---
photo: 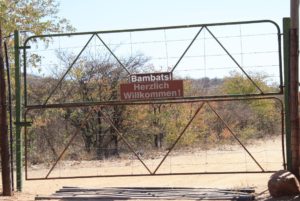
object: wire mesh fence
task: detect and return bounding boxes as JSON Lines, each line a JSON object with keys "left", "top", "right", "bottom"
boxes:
{"left": 22, "top": 20, "right": 284, "bottom": 180}
{"left": 23, "top": 20, "right": 282, "bottom": 107}
{"left": 25, "top": 99, "right": 284, "bottom": 179}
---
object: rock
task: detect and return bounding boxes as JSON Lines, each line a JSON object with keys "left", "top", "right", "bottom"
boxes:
{"left": 268, "top": 170, "right": 300, "bottom": 197}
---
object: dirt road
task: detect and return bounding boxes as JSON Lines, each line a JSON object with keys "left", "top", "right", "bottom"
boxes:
{"left": 0, "top": 136, "right": 286, "bottom": 200}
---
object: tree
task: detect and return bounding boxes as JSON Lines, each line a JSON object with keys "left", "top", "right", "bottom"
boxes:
{"left": 221, "top": 72, "right": 281, "bottom": 139}
{"left": 27, "top": 53, "right": 150, "bottom": 160}
{"left": 0, "top": 0, "right": 75, "bottom": 192}
{"left": 0, "top": 24, "right": 12, "bottom": 196}
{"left": 0, "top": 0, "right": 74, "bottom": 38}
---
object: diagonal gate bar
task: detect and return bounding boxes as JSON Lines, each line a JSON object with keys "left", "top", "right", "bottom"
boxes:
{"left": 95, "top": 34, "right": 131, "bottom": 75}
{"left": 153, "top": 102, "right": 205, "bottom": 174}
{"left": 98, "top": 107, "right": 153, "bottom": 175}
{"left": 171, "top": 27, "right": 204, "bottom": 73}
{"left": 43, "top": 34, "right": 96, "bottom": 106}
{"left": 206, "top": 102, "right": 265, "bottom": 172}
{"left": 45, "top": 107, "right": 96, "bottom": 178}
{"left": 204, "top": 27, "right": 264, "bottom": 94}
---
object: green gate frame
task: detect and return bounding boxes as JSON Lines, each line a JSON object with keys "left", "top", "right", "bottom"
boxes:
{"left": 14, "top": 30, "right": 22, "bottom": 191}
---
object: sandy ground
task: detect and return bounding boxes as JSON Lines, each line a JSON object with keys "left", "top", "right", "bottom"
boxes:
{"left": 1, "top": 174, "right": 282, "bottom": 201}
{"left": 0, "top": 136, "right": 295, "bottom": 201}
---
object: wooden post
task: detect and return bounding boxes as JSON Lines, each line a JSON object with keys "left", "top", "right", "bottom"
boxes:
{"left": 284, "top": 17, "right": 292, "bottom": 171}
{"left": 0, "top": 24, "right": 13, "bottom": 196}
{"left": 290, "top": 0, "right": 300, "bottom": 177}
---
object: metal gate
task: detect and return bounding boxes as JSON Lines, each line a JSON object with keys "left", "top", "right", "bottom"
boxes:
{"left": 19, "top": 20, "right": 285, "bottom": 180}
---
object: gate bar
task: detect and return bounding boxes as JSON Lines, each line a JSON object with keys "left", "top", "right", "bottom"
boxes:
{"left": 206, "top": 102, "right": 265, "bottom": 172}
{"left": 28, "top": 171, "right": 278, "bottom": 181}
{"left": 25, "top": 95, "right": 284, "bottom": 110}
{"left": 99, "top": 108, "right": 153, "bottom": 174}
{"left": 45, "top": 107, "right": 95, "bottom": 179}
{"left": 170, "top": 27, "right": 204, "bottom": 72}
{"left": 95, "top": 34, "right": 131, "bottom": 75}
{"left": 43, "top": 34, "right": 96, "bottom": 106}
{"left": 153, "top": 102, "right": 205, "bottom": 174}
{"left": 14, "top": 30, "right": 22, "bottom": 191}
{"left": 205, "top": 27, "right": 264, "bottom": 94}
{"left": 23, "top": 20, "right": 281, "bottom": 41}
{"left": 283, "top": 18, "right": 292, "bottom": 171}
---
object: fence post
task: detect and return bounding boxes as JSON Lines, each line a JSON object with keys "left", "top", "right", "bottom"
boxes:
{"left": 14, "top": 30, "right": 22, "bottom": 191}
{"left": 0, "top": 22, "right": 13, "bottom": 197}
{"left": 290, "top": 0, "right": 300, "bottom": 178}
{"left": 283, "top": 18, "right": 292, "bottom": 171}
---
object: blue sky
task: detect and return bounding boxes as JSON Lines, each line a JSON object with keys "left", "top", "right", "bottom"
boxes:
{"left": 25, "top": 0, "right": 291, "bottom": 104}
{"left": 58, "top": 0, "right": 290, "bottom": 31}
{"left": 52, "top": 0, "right": 289, "bottom": 83}
{"left": 27, "top": 0, "right": 290, "bottom": 91}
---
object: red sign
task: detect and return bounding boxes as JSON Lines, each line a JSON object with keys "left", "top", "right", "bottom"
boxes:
{"left": 120, "top": 80, "right": 184, "bottom": 100}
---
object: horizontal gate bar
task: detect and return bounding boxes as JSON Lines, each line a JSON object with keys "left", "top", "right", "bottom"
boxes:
{"left": 26, "top": 171, "right": 278, "bottom": 181}
{"left": 23, "top": 20, "right": 280, "bottom": 42}
{"left": 25, "top": 94, "right": 283, "bottom": 110}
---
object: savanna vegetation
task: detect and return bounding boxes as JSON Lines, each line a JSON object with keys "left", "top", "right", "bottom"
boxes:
{"left": 25, "top": 55, "right": 282, "bottom": 164}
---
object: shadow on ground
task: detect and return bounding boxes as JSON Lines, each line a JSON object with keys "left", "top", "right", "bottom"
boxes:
{"left": 256, "top": 189, "right": 300, "bottom": 201}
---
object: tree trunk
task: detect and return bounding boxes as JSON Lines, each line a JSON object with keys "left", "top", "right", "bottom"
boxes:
{"left": 0, "top": 25, "right": 13, "bottom": 196}
{"left": 42, "top": 127, "right": 58, "bottom": 161}
{"left": 96, "top": 110, "right": 104, "bottom": 160}
{"left": 154, "top": 132, "right": 164, "bottom": 149}
{"left": 152, "top": 105, "right": 164, "bottom": 149}
{"left": 113, "top": 106, "right": 121, "bottom": 156}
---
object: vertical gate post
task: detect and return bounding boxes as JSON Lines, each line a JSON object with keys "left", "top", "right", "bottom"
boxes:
{"left": 283, "top": 17, "right": 292, "bottom": 171}
{"left": 290, "top": 0, "right": 300, "bottom": 178}
{"left": 14, "top": 30, "right": 22, "bottom": 191}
